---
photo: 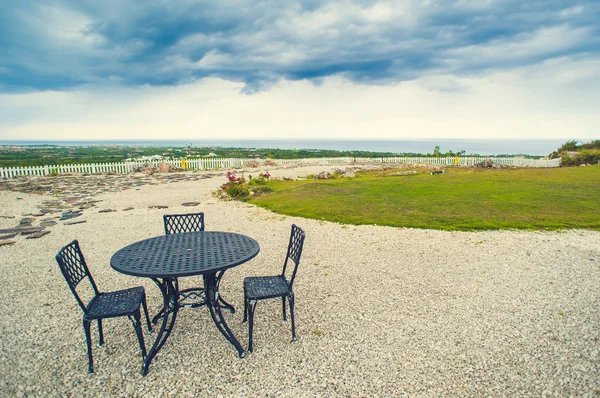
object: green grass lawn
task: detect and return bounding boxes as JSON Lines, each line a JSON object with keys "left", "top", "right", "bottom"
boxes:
{"left": 248, "top": 166, "right": 600, "bottom": 231}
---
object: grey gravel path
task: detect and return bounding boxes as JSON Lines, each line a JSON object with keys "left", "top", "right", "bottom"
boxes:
{"left": 0, "top": 168, "right": 598, "bottom": 397}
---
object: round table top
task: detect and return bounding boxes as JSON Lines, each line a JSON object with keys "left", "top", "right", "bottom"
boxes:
{"left": 110, "top": 231, "right": 260, "bottom": 278}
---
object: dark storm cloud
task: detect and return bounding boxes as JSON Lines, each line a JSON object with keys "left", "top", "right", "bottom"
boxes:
{"left": 1, "top": 0, "right": 598, "bottom": 92}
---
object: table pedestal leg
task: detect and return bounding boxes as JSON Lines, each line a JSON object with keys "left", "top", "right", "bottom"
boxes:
{"left": 214, "top": 270, "right": 235, "bottom": 314}
{"left": 151, "top": 279, "right": 184, "bottom": 324}
{"left": 142, "top": 278, "right": 178, "bottom": 376}
{"left": 204, "top": 273, "right": 246, "bottom": 358}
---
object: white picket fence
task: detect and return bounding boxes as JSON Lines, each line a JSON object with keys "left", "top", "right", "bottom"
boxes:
{"left": 0, "top": 156, "right": 561, "bottom": 179}
{"left": 354, "top": 156, "right": 562, "bottom": 168}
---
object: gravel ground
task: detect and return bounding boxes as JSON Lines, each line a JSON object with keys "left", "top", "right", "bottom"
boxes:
{"left": 0, "top": 166, "right": 599, "bottom": 397}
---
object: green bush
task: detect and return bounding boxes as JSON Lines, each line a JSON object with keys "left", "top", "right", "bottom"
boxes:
{"left": 220, "top": 172, "right": 249, "bottom": 199}
{"left": 580, "top": 140, "right": 600, "bottom": 150}
{"left": 561, "top": 154, "right": 575, "bottom": 166}
{"left": 220, "top": 171, "right": 274, "bottom": 199}
{"left": 558, "top": 140, "right": 579, "bottom": 152}
{"left": 578, "top": 150, "right": 600, "bottom": 164}
{"left": 561, "top": 150, "right": 600, "bottom": 166}
{"left": 551, "top": 140, "right": 600, "bottom": 164}
{"left": 248, "top": 173, "right": 270, "bottom": 186}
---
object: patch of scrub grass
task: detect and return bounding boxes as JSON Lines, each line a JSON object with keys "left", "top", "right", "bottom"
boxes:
{"left": 249, "top": 166, "right": 600, "bottom": 231}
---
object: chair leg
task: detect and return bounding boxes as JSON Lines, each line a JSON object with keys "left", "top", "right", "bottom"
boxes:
{"left": 83, "top": 319, "right": 94, "bottom": 373}
{"left": 142, "top": 294, "right": 152, "bottom": 332}
{"left": 247, "top": 299, "right": 257, "bottom": 352}
{"left": 282, "top": 296, "right": 287, "bottom": 321}
{"left": 242, "top": 295, "right": 248, "bottom": 323}
{"left": 129, "top": 311, "right": 147, "bottom": 361}
{"left": 288, "top": 294, "right": 297, "bottom": 342}
{"left": 97, "top": 319, "right": 104, "bottom": 346}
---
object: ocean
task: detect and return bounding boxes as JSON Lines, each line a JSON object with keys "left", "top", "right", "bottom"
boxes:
{"left": 0, "top": 139, "right": 570, "bottom": 156}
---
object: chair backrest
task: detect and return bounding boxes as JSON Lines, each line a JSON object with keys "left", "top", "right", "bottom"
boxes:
{"left": 55, "top": 240, "right": 99, "bottom": 313}
{"left": 281, "top": 224, "right": 306, "bottom": 288}
{"left": 163, "top": 212, "right": 205, "bottom": 234}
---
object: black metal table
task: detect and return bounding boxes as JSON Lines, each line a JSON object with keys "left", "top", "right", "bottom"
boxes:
{"left": 110, "top": 231, "right": 260, "bottom": 375}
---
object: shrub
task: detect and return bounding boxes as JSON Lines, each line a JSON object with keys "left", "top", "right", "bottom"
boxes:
{"left": 580, "top": 140, "right": 600, "bottom": 150}
{"left": 220, "top": 172, "right": 249, "bottom": 199}
{"left": 561, "top": 150, "right": 600, "bottom": 166}
{"left": 578, "top": 150, "right": 600, "bottom": 164}
{"left": 561, "top": 154, "right": 575, "bottom": 166}
{"left": 551, "top": 140, "right": 600, "bottom": 162}
{"left": 558, "top": 140, "right": 579, "bottom": 152}
{"left": 220, "top": 171, "right": 274, "bottom": 200}
{"left": 248, "top": 172, "right": 271, "bottom": 186}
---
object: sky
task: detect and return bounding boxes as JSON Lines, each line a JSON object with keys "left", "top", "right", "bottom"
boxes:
{"left": 1, "top": 0, "right": 599, "bottom": 142}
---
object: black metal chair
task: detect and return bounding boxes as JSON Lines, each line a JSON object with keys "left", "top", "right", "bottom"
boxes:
{"left": 243, "top": 224, "right": 306, "bottom": 352}
{"left": 161, "top": 212, "right": 215, "bottom": 313}
{"left": 163, "top": 212, "right": 205, "bottom": 234}
{"left": 55, "top": 240, "right": 152, "bottom": 374}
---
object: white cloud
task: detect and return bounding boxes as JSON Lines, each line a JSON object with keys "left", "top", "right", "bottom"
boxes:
{"left": 2, "top": 55, "right": 598, "bottom": 141}
{"left": 4, "top": 0, "right": 598, "bottom": 93}
{"left": 27, "top": 5, "right": 103, "bottom": 49}
{"left": 195, "top": 50, "right": 235, "bottom": 69}
{"left": 559, "top": 6, "right": 585, "bottom": 18}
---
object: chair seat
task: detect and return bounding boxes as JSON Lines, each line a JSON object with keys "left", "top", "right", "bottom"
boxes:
{"left": 86, "top": 287, "right": 145, "bottom": 319}
{"left": 244, "top": 275, "right": 291, "bottom": 300}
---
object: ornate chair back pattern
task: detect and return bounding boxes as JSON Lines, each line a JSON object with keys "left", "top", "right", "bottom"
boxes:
{"left": 242, "top": 224, "right": 306, "bottom": 351}
{"left": 282, "top": 224, "right": 306, "bottom": 288}
{"left": 163, "top": 212, "right": 205, "bottom": 234}
{"left": 55, "top": 240, "right": 152, "bottom": 374}
{"left": 56, "top": 240, "right": 100, "bottom": 313}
